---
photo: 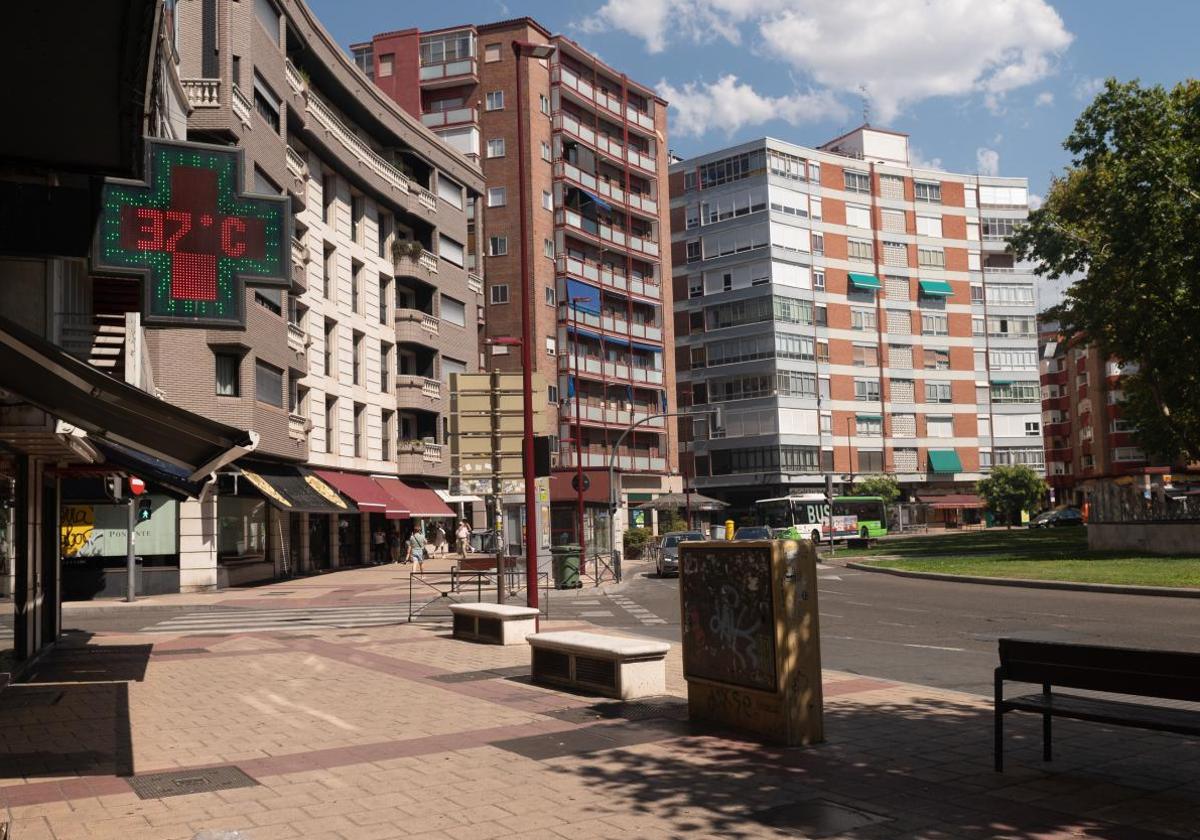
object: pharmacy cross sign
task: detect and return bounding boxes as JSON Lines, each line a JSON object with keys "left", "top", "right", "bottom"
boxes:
{"left": 94, "top": 138, "right": 290, "bottom": 327}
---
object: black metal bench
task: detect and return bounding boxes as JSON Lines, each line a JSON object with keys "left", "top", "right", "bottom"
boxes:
{"left": 994, "top": 638, "right": 1200, "bottom": 771}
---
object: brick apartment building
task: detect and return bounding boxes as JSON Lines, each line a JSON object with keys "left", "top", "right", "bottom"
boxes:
{"left": 670, "top": 128, "right": 1043, "bottom": 523}
{"left": 133, "top": 0, "right": 484, "bottom": 589}
{"left": 1038, "top": 325, "right": 1181, "bottom": 505}
{"left": 352, "top": 19, "right": 677, "bottom": 550}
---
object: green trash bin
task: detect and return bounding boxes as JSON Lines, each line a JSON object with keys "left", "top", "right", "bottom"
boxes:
{"left": 551, "top": 544, "right": 582, "bottom": 589}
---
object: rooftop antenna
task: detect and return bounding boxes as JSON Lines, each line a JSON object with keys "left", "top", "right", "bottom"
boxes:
{"left": 859, "top": 84, "right": 870, "bottom": 126}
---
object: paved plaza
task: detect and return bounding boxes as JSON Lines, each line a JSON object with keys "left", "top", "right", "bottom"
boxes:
{"left": 1, "top": 565, "right": 1198, "bottom": 839}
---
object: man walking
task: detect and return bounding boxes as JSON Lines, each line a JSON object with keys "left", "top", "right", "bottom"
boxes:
{"left": 455, "top": 520, "right": 472, "bottom": 559}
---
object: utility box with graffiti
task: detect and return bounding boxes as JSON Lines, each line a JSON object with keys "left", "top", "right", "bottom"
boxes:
{"left": 678, "top": 539, "right": 823, "bottom": 746}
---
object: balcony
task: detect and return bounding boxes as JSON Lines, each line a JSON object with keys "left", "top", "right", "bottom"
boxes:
{"left": 554, "top": 160, "right": 658, "bottom": 218}
{"left": 286, "top": 322, "right": 307, "bottom": 355}
{"left": 284, "top": 59, "right": 305, "bottom": 95}
{"left": 556, "top": 207, "right": 659, "bottom": 258}
{"left": 560, "top": 446, "right": 667, "bottom": 473}
{"left": 397, "top": 441, "right": 448, "bottom": 477}
{"left": 290, "top": 237, "right": 308, "bottom": 290}
{"left": 551, "top": 64, "right": 657, "bottom": 139}
{"left": 394, "top": 246, "right": 439, "bottom": 285}
{"left": 553, "top": 112, "right": 657, "bottom": 176}
{"left": 305, "top": 89, "right": 412, "bottom": 195}
{"left": 396, "top": 375, "right": 442, "bottom": 411}
{"left": 561, "top": 400, "right": 665, "bottom": 430}
{"left": 288, "top": 413, "right": 309, "bottom": 441}
{"left": 567, "top": 308, "right": 663, "bottom": 347}
{"left": 396, "top": 309, "right": 440, "bottom": 346}
{"left": 560, "top": 353, "right": 664, "bottom": 386}
{"left": 419, "top": 57, "right": 478, "bottom": 87}
{"left": 556, "top": 255, "right": 661, "bottom": 302}
{"left": 421, "top": 106, "right": 478, "bottom": 129}
{"left": 180, "top": 78, "right": 220, "bottom": 108}
{"left": 467, "top": 273, "right": 483, "bottom": 295}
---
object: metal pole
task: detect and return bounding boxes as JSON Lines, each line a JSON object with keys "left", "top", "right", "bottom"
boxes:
{"left": 513, "top": 41, "right": 539, "bottom": 616}
{"left": 126, "top": 498, "right": 136, "bottom": 603}
{"left": 492, "top": 372, "right": 504, "bottom": 606}
{"left": 573, "top": 300, "right": 586, "bottom": 567}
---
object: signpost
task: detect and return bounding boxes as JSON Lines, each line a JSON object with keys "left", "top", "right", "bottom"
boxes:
{"left": 93, "top": 138, "right": 290, "bottom": 328}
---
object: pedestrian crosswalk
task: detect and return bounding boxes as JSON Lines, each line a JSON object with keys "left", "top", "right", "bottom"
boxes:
{"left": 139, "top": 604, "right": 413, "bottom": 634}
{"left": 608, "top": 594, "right": 668, "bottom": 625}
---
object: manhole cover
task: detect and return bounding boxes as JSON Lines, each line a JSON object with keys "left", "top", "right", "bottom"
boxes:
{"left": 431, "top": 666, "right": 529, "bottom": 684}
{"left": 0, "top": 688, "right": 63, "bottom": 709}
{"left": 128, "top": 766, "right": 258, "bottom": 800}
{"left": 749, "top": 799, "right": 890, "bottom": 837}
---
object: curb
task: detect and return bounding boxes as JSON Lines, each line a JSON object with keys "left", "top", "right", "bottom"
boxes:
{"left": 846, "top": 562, "right": 1200, "bottom": 598}
{"left": 62, "top": 602, "right": 247, "bottom": 617}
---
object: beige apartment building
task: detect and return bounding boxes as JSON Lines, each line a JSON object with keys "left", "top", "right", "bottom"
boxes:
{"left": 149, "top": 0, "right": 484, "bottom": 587}
{"left": 352, "top": 18, "right": 678, "bottom": 550}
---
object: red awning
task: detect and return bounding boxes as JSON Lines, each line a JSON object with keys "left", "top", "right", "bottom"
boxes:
{"left": 313, "top": 469, "right": 406, "bottom": 515}
{"left": 917, "top": 493, "right": 984, "bottom": 510}
{"left": 374, "top": 477, "right": 456, "bottom": 519}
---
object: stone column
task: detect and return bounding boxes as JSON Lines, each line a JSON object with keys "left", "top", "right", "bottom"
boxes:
{"left": 178, "top": 494, "right": 218, "bottom": 592}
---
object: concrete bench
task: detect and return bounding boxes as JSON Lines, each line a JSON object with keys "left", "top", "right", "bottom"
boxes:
{"left": 527, "top": 631, "right": 670, "bottom": 699}
{"left": 449, "top": 603, "right": 539, "bottom": 645}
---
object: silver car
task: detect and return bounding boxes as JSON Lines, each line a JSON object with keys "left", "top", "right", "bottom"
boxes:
{"left": 656, "top": 531, "right": 705, "bottom": 577}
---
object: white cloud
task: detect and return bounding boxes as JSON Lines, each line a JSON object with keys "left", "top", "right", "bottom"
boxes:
{"left": 578, "top": 0, "right": 789, "bottom": 53}
{"left": 1035, "top": 91, "right": 1055, "bottom": 107}
{"left": 1028, "top": 193, "right": 1044, "bottom": 211}
{"left": 909, "top": 148, "right": 945, "bottom": 172}
{"left": 1072, "top": 75, "right": 1106, "bottom": 102}
{"left": 658, "top": 74, "right": 850, "bottom": 137}
{"left": 976, "top": 147, "right": 1000, "bottom": 177}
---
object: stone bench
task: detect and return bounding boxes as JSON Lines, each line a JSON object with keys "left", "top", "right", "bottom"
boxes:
{"left": 449, "top": 603, "right": 539, "bottom": 645}
{"left": 527, "top": 631, "right": 670, "bottom": 699}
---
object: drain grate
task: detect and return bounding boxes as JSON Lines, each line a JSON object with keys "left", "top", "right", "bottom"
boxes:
{"left": 431, "top": 666, "right": 529, "bottom": 684}
{"left": 749, "top": 799, "right": 890, "bottom": 837}
{"left": 128, "top": 765, "right": 258, "bottom": 800}
{"left": 0, "top": 688, "right": 64, "bottom": 709}
{"left": 544, "top": 697, "right": 688, "bottom": 724}
{"left": 151, "top": 648, "right": 210, "bottom": 657}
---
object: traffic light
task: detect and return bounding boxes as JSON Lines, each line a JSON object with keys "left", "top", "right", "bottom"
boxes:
{"left": 103, "top": 476, "right": 123, "bottom": 501}
{"left": 533, "top": 436, "right": 552, "bottom": 478}
{"left": 137, "top": 498, "right": 153, "bottom": 522}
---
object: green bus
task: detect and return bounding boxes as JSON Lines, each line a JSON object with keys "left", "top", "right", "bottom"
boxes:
{"left": 757, "top": 494, "right": 889, "bottom": 542}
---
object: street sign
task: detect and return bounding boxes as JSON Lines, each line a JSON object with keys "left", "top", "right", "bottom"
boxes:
{"left": 128, "top": 476, "right": 146, "bottom": 496}
{"left": 93, "top": 138, "right": 289, "bottom": 328}
{"left": 572, "top": 473, "right": 591, "bottom": 492}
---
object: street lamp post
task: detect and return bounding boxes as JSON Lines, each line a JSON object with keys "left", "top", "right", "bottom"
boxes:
{"left": 569, "top": 296, "right": 593, "bottom": 566}
{"left": 511, "top": 39, "right": 557, "bottom": 614}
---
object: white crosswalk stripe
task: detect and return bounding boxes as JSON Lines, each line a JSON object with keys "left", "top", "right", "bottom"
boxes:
{"left": 139, "top": 604, "right": 412, "bottom": 634}
{"left": 609, "top": 595, "right": 669, "bottom": 626}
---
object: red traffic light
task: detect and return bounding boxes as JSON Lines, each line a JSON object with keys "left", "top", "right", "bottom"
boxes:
{"left": 129, "top": 476, "right": 146, "bottom": 496}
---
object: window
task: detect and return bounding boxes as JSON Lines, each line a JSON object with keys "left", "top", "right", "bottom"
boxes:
{"left": 722, "top": 273, "right": 733, "bottom": 292}
{"left": 813, "top": 271, "right": 825, "bottom": 291}
{"left": 989, "top": 349, "right": 1038, "bottom": 371}
{"left": 380, "top": 342, "right": 391, "bottom": 392}
{"left": 545, "top": 336, "right": 556, "bottom": 356}
{"left": 490, "top": 283, "right": 509, "bottom": 304}
{"left": 853, "top": 344, "right": 879, "bottom": 367}
{"left": 323, "top": 318, "right": 336, "bottom": 376}
{"left": 844, "top": 171, "right": 871, "bottom": 194}
{"left": 859, "top": 450, "right": 884, "bottom": 472}
{"left": 1025, "top": 420, "right": 1041, "bottom": 436}
{"left": 540, "top": 94, "right": 550, "bottom": 115}
{"left": 325, "top": 397, "right": 337, "bottom": 453}
{"left": 982, "top": 217, "right": 1017, "bottom": 240}
{"left": 486, "top": 138, "right": 505, "bottom": 158}
{"left": 489, "top": 235, "right": 508, "bottom": 256}
{"left": 255, "top": 360, "right": 283, "bottom": 407}
{"left": 440, "top": 295, "right": 466, "bottom": 327}
{"left": 322, "top": 245, "right": 335, "bottom": 300}
{"left": 1113, "top": 446, "right": 1146, "bottom": 462}
{"left": 916, "top": 215, "right": 942, "bottom": 238}
{"left": 543, "top": 238, "right": 554, "bottom": 259}
{"left": 540, "top": 141, "right": 552, "bottom": 161}
{"left": 698, "top": 149, "right": 766, "bottom": 188}
{"left": 439, "top": 234, "right": 465, "bottom": 267}
{"left": 377, "top": 212, "right": 392, "bottom": 259}
{"left": 845, "top": 204, "right": 871, "bottom": 229}
{"left": 436, "top": 173, "right": 464, "bottom": 208}
{"left": 353, "top": 403, "right": 365, "bottom": 458}
{"left": 252, "top": 75, "right": 281, "bottom": 133}
{"left": 548, "top": 385, "right": 559, "bottom": 403}
{"left": 969, "top": 250, "right": 981, "bottom": 271}
{"left": 979, "top": 185, "right": 1029, "bottom": 207}
{"left": 381, "top": 410, "right": 393, "bottom": 461}
{"left": 848, "top": 238, "right": 874, "bottom": 261}
{"left": 856, "top": 416, "right": 882, "bottom": 436}
{"left": 851, "top": 308, "right": 877, "bottom": 330}
{"left": 351, "top": 331, "right": 363, "bottom": 385}
{"left": 914, "top": 181, "right": 941, "bottom": 203}
{"left": 215, "top": 353, "right": 240, "bottom": 396}
{"left": 323, "top": 175, "right": 337, "bottom": 226}
{"left": 991, "top": 381, "right": 1040, "bottom": 404}
{"left": 545, "top": 286, "right": 556, "bottom": 307}
{"left": 927, "top": 416, "right": 954, "bottom": 438}
{"left": 377, "top": 54, "right": 393, "bottom": 77}
{"left": 854, "top": 379, "right": 881, "bottom": 401}
{"left": 487, "top": 187, "right": 506, "bottom": 207}
{"left": 378, "top": 277, "right": 390, "bottom": 324}
{"left": 923, "top": 348, "right": 950, "bottom": 369}
{"left": 995, "top": 447, "right": 1045, "bottom": 467}
{"left": 686, "top": 241, "right": 701, "bottom": 263}
{"left": 881, "top": 209, "right": 906, "bottom": 233}
{"left": 925, "top": 381, "right": 952, "bottom": 403}
{"left": 987, "top": 315, "right": 1036, "bottom": 337}
{"left": 917, "top": 247, "right": 946, "bottom": 268}
{"left": 351, "top": 260, "right": 362, "bottom": 313}
{"left": 688, "top": 277, "right": 703, "bottom": 298}
{"left": 485, "top": 90, "right": 504, "bottom": 111}
{"left": 921, "top": 313, "right": 949, "bottom": 336}
{"left": 542, "top": 190, "right": 552, "bottom": 211}
{"left": 484, "top": 43, "right": 501, "bottom": 62}
{"left": 254, "top": 0, "right": 281, "bottom": 37}
{"left": 971, "top": 284, "right": 984, "bottom": 303}
{"left": 880, "top": 174, "right": 904, "bottom": 200}
{"left": 811, "top": 233, "right": 824, "bottom": 255}
{"left": 985, "top": 284, "right": 1035, "bottom": 305}
{"left": 254, "top": 287, "right": 281, "bottom": 315}
{"left": 350, "top": 195, "right": 363, "bottom": 243}
{"left": 972, "top": 316, "right": 986, "bottom": 336}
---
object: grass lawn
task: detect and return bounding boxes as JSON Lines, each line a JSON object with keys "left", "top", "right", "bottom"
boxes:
{"left": 839, "top": 528, "right": 1200, "bottom": 588}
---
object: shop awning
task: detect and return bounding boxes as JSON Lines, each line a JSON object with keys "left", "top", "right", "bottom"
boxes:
{"left": 856, "top": 413, "right": 882, "bottom": 421}
{"left": 313, "top": 469, "right": 405, "bottom": 515}
{"left": 374, "top": 477, "right": 456, "bottom": 518}
{"left": 566, "top": 278, "right": 601, "bottom": 313}
{"left": 236, "top": 463, "right": 356, "bottom": 514}
{"left": 436, "top": 489, "right": 484, "bottom": 505}
{"left": 92, "top": 439, "right": 208, "bottom": 500}
{"left": 918, "top": 279, "right": 954, "bottom": 297}
{"left": 928, "top": 449, "right": 964, "bottom": 474}
{"left": 917, "top": 493, "right": 983, "bottom": 510}
{"left": 848, "top": 273, "right": 881, "bottom": 290}
{"left": 0, "top": 314, "right": 257, "bottom": 480}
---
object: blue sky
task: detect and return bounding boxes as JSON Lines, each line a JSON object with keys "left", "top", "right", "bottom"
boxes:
{"left": 309, "top": 0, "right": 1195, "bottom": 201}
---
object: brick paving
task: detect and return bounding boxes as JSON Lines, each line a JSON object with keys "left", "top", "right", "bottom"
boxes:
{"left": 3, "top": 570, "right": 1198, "bottom": 838}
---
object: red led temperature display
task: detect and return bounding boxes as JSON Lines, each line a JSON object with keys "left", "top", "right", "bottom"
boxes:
{"left": 95, "top": 139, "right": 290, "bottom": 327}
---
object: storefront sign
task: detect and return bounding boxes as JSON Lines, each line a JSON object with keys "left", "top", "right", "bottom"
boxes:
{"left": 61, "top": 496, "right": 178, "bottom": 557}
{"left": 94, "top": 139, "right": 289, "bottom": 327}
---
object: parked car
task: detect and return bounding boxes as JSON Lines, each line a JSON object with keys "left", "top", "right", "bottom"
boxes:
{"left": 1028, "top": 508, "right": 1084, "bottom": 528}
{"left": 733, "top": 526, "right": 772, "bottom": 541}
{"left": 656, "top": 531, "right": 705, "bottom": 577}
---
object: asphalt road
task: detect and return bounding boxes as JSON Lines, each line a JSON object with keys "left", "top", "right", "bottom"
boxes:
{"left": 60, "top": 565, "right": 1200, "bottom": 697}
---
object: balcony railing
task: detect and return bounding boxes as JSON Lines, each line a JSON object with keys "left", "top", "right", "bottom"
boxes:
{"left": 291, "top": 236, "right": 308, "bottom": 266}
{"left": 284, "top": 59, "right": 305, "bottom": 95}
{"left": 416, "top": 186, "right": 438, "bottom": 212}
{"left": 554, "top": 160, "right": 658, "bottom": 216}
{"left": 181, "top": 78, "right": 220, "bottom": 108}
{"left": 552, "top": 64, "right": 657, "bottom": 137}
{"left": 394, "top": 247, "right": 438, "bottom": 277}
{"left": 560, "top": 448, "right": 667, "bottom": 472}
{"left": 421, "top": 313, "right": 440, "bottom": 334}
{"left": 561, "top": 353, "right": 664, "bottom": 385}
{"left": 553, "top": 112, "right": 656, "bottom": 175}
{"left": 467, "top": 273, "right": 483, "bottom": 294}
{"left": 420, "top": 106, "right": 478, "bottom": 129}
{"left": 569, "top": 309, "right": 663, "bottom": 345}
{"left": 285, "top": 146, "right": 308, "bottom": 179}
{"left": 556, "top": 255, "right": 661, "bottom": 301}
{"left": 286, "top": 323, "right": 307, "bottom": 353}
{"left": 288, "top": 413, "right": 308, "bottom": 440}
{"left": 419, "top": 58, "right": 477, "bottom": 82}
{"left": 306, "top": 89, "right": 412, "bottom": 195}
{"left": 230, "top": 83, "right": 252, "bottom": 126}
{"left": 561, "top": 401, "right": 666, "bottom": 429}
{"left": 556, "top": 208, "right": 659, "bottom": 258}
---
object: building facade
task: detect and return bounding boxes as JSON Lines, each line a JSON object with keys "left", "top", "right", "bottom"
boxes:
{"left": 154, "top": 0, "right": 484, "bottom": 587}
{"left": 352, "top": 18, "right": 678, "bottom": 550}
{"left": 670, "top": 129, "right": 1043, "bottom": 519}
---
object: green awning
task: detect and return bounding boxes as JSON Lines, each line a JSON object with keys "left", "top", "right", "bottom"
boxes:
{"left": 918, "top": 279, "right": 954, "bottom": 297}
{"left": 856, "top": 414, "right": 882, "bottom": 421}
{"left": 928, "top": 449, "right": 963, "bottom": 474}
{"left": 991, "top": 379, "right": 1013, "bottom": 386}
{"left": 848, "top": 272, "right": 881, "bottom": 290}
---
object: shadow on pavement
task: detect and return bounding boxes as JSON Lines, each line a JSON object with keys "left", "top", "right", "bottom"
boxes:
{"left": 548, "top": 694, "right": 1200, "bottom": 838}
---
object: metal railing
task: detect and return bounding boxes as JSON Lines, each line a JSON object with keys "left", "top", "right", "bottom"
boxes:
{"left": 407, "top": 568, "right": 550, "bottom": 622}
{"left": 181, "top": 78, "right": 220, "bottom": 108}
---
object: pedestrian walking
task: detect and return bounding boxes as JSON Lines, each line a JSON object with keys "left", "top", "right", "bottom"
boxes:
{"left": 389, "top": 528, "right": 403, "bottom": 563}
{"left": 372, "top": 527, "right": 387, "bottom": 565}
{"left": 455, "top": 520, "right": 472, "bottom": 559}
{"left": 433, "top": 522, "right": 448, "bottom": 555}
{"left": 407, "top": 527, "right": 428, "bottom": 573}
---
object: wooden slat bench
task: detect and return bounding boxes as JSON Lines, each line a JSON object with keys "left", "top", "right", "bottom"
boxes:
{"left": 994, "top": 638, "right": 1200, "bottom": 771}
{"left": 528, "top": 631, "right": 670, "bottom": 699}
{"left": 449, "top": 603, "right": 539, "bottom": 645}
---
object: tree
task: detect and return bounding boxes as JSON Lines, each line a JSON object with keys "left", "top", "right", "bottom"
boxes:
{"left": 850, "top": 474, "right": 901, "bottom": 506}
{"left": 1010, "top": 79, "right": 1200, "bottom": 464}
{"left": 977, "top": 465, "right": 1048, "bottom": 527}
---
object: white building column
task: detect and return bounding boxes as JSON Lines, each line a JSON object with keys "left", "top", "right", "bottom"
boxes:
{"left": 178, "top": 494, "right": 217, "bottom": 592}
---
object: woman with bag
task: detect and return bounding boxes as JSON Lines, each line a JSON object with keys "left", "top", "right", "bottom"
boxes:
{"left": 406, "top": 527, "right": 428, "bottom": 573}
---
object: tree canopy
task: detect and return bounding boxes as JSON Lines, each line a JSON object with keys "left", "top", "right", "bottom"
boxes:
{"left": 850, "top": 474, "right": 901, "bottom": 506}
{"left": 1010, "top": 79, "right": 1200, "bottom": 464}
{"left": 977, "top": 465, "right": 1048, "bottom": 526}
